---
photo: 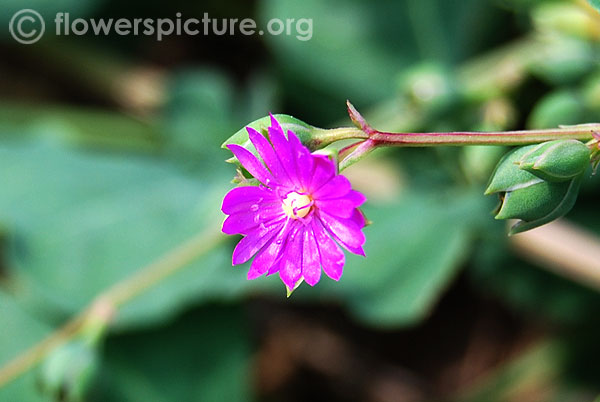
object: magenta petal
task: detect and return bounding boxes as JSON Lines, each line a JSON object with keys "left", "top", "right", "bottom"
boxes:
{"left": 268, "top": 126, "right": 299, "bottom": 186}
{"left": 247, "top": 127, "right": 293, "bottom": 188}
{"left": 267, "top": 257, "right": 283, "bottom": 276}
{"left": 342, "top": 190, "right": 367, "bottom": 206}
{"left": 224, "top": 115, "right": 368, "bottom": 290}
{"left": 311, "top": 220, "right": 345, "bottom": 281}
{"left": 232, "top": 225, "right": 281, "bottom": 265}
{"left": 227, "top": 144, "right": 276, "bottom": 186}
{"left": 247, "top": 261, "right": 266, "bottom": 280}
{"left": 314, "top": 190, "right": 366, "bottom": 219}
{"left": 221, "top": 186, "right": 277, "bottom": 215}
{"left": 247, "top": 230, "right": 286, "bottom": 280}
{"left": 248, "top": 220, "right": 293, "bottom": 279}
{"left": 265, "top": 220, "right": 295, "bottom": 275}
{"left": 315, "top": 198, "right": 358, "bottom": 219}
{"left": 342, "top": 243, "right": 365, "bottom": 257}
{"left": 308, "top": 156, "right": 336, "bottom": 192}
{"left": 313, "top": 175, "right": 352, "bottom": 199}
{"left": 301, "top": 226, "right": 321, "bottom": 286}
{"left": 279, "top": 225, "right": 304, "bottom": 289}
{"left": 339, "top": 209, "right": 367, "bottom": 255}
{"left": 222, "top": 207, "right": 285, "bottom": 235}
{"left": 270, "top": 113, "right": 283, "bottom": 132}
{"left": 349, "top": 208, "right": 367, "bottom": 229}
{"left": 287, "top": 130, "right": 314, "bottom": 189}
{"left": 317, "top": 210, "right": 365, "bottom": 252}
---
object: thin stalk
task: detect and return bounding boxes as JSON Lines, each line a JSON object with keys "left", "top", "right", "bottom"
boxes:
{"left": 339, "top": 101, "right": 600, "bottom": 169}
{"left": 0, "top": 225, "right": 225, "bottom": 388}
{"left": 369, "top": 126, "right": 598, "bottom": 146}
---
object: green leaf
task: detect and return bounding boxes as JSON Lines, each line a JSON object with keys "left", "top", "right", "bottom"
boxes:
{"left": 527, "top": 35, "right": 595, "bottom": 84}
{"left": 587, "top": 0, "right": 600, "bottom": 12}
{"left": 312, "top": 190, "right": 490, "bottom": 327}
{"left": 0, "top": 102, "right": 160, "bottom": 152}
{"left": 260, "top": 0, "right": 506, "bottom": 121}
{"left": 93, "top": 305, "right": 252, "bottom": 402}
{"left": 527, "top": 91, "right": 584, "bottom": 129}
{"left": 162, "top": 69, "right": 239, "bottom": 168}
{"left": 471, "top": 237, "right": 600, "bottom": 325}
{"left": 0, "top": 143, "right": 265, "bottom": 330}
{"left": 0, "top": 291, "right": 52, "bottom": 402}
{"left": 1, "top": 0, "right": 104, "bottom": 40}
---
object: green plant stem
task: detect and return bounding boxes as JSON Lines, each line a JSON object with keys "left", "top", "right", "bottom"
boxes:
{"left": 0, "top": 225, "right": 226, "bottom": 388}
{"left": 313, "top": 127, "right": 368, "bottom": 147}
{"left": 340, "top": 101, "right": 600, "bottom": 170}
{"left": 368, "top": 126, "right": 598, "bottom": 146}
{"left": 337, "top": 124, "right": 599, "bottom": 170}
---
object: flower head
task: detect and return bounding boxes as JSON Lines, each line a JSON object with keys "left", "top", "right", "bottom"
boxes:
{"left": 221, "top": 115, "right": 367, "bottom": 291}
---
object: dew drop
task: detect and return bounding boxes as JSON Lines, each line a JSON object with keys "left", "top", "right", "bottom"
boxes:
{"left": 253, "top": 214, "right": 261, "bottom": 223}
{"left": 276, "top": 239, "right": 283, "bottom": 245}
{"left": 250, "top": 204, "right": 259, "bottom": 212}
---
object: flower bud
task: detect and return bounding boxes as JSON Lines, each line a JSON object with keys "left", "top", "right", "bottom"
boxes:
{"left": 486, "top": 144, "right": 584, "bottom": 235}
{"left": 516, "top": 139, "right": 590, "bottom": 182}
{"left": 38, "top": 300, "right": 111, "bottom": 402}
{"left": 38, "top": 340, "right": 99, "bottom": 402}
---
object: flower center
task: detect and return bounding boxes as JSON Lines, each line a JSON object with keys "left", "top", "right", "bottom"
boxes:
{"left": 282, "top": 191, "right": 312, "bottom": 219}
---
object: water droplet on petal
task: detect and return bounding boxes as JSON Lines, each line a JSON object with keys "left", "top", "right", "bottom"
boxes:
{"left": 276, "top": 239, "right": 283, "bottom": 245}
{"left": 253, "top": 214, "right": 261, "bottom": 223}
{"left": 250, "top": 204, "right": 259, "bottom": 212}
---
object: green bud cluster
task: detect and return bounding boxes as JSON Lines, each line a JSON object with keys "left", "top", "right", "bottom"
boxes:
{"left": 485, "top": 139, "right": 590, "bottom": 235}
{"left": 38, "top": 340, "right": 99, "bottom": 402}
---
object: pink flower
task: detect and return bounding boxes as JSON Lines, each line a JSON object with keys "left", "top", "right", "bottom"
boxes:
{"left": 221, "top": 115, "right": 367, "bottom": 291}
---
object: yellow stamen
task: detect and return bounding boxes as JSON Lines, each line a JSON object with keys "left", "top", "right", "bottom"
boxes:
{"left": 282, "top": 192, "right": 312, "bottom": 219}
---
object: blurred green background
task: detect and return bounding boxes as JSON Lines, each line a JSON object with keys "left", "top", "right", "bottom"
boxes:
{"left": 1, "top": 0, "right": 600, "bottom": 401}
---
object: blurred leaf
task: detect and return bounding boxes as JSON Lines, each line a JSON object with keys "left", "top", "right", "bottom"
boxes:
{"left": 93, "top": 305, "right": 252, "bottom": 402}
{"left": 162, "top": 69, "right": 237, "bottom": 167}
{"left": 307, "top": 190, "right": 491, "bottom": 327}
{"left": 1, "top": 1, "right": 104, "bottom": 40}
{"left": 527, "top": 90, "right": 584, "bottom": 129}
{"left": 259, "top": 0, "right": 503, "bottom": 121}
{"left": 470, "top": 235, "right": 600, "bottom": 325}
{"left": 0, "top": 103, "right": 160, "bottom": 152}
{"left": 527, "top": 35, "right": 596, "bottom": 84}
{"left": 0, "top": 290, "right": 51, "bottom": 402}
{"left": 0, "top": 142, "right": 268, "bottom": 330}
{"left": 587, "top": 0, "right": 600, "bottom": 13}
